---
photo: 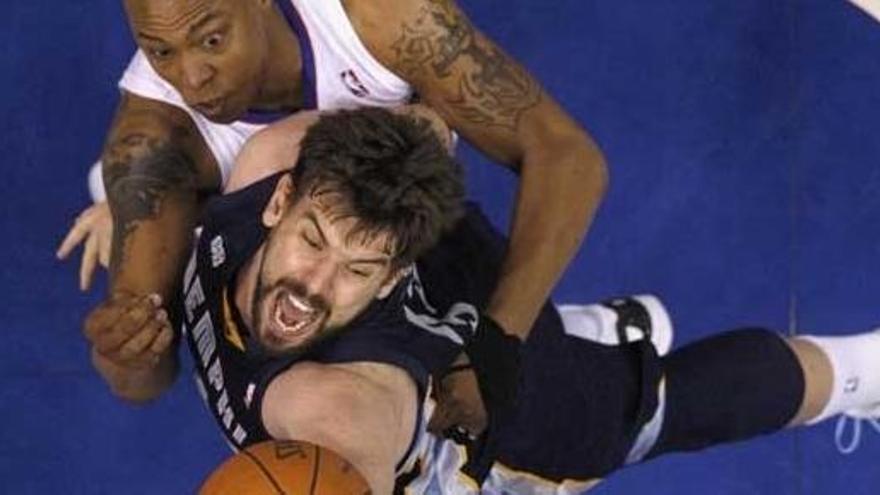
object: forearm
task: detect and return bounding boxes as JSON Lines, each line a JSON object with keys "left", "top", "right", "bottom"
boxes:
{"left": 106, "top": 183, "right": 201, "bottom": 300}
{"left": 263, "top": 363, "right": 416, "bottom": 494}
{"left": 96, "top": 141, "right": 195, "bottom": 402}
{"left": 486, "top": 132, "right": 607, "bottom": 337}
{"left": 102, "top": 92, "right": 218, "bottom": 300}
{"left": 91, "top": 347, "right": 178, "bottom": 403}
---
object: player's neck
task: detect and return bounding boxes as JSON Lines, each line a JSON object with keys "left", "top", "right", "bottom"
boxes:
{"left": 252, "top": 5, "right": 304, "bottom": 112}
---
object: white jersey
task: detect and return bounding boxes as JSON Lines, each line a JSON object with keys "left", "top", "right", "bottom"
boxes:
{"left": 116, "top": 0, "right": 413, "bottom": 186}
{"left": 397, "top": 393, "right": 602, "bottom": 495}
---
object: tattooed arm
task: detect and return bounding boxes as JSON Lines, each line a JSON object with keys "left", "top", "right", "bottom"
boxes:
{"left": 351, "top": 0, "right": 607, "bottom": 338}
{"left": 103, "top": 92, "right": 219, "bottom": 294}
{"left": 84, "top": 91, "right": 219, "bottom": 401}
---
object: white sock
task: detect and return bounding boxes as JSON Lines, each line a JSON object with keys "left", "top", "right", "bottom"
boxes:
{"left": 800, "top": 329, "right": 880, "bottom": 423}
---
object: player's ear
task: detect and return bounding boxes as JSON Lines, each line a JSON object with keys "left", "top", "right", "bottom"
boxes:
{"left": 376, "top": 266, "right": 410, "bottom": 300}
{"left": 262, "top": 174, "right": 295, "bottom": 228}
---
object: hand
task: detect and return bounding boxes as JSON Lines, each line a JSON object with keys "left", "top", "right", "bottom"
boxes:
{"left": 57, "top": 201, "right": 113, "bottom": 291}
{"left": 428, "top": 355, "right": 488, "bottom": 439}
{"left": 84, "top": 292, "right": 174, "bottom": 370}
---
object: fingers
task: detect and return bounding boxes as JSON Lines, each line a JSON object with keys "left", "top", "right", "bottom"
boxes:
{"left": 428, "top": 370, "right": 489, "bottom": 438}
{"left": 56, "top": 209, "right": 94, "bottom": 259}
{"left": 58, "top": 203, "right": 113, "bottom": 287}
{"left": 79, "top": 236, "right": 99, "bottom": 291}
{"left": 467, "top": 410, "right": 488, "bottom": 437}
{"left": 150, "top": 321, "right": 175, "bottom": 355}
{"left": 84, "top": 294, "right": 133, "bottom": 342}
{"left": 112, "top": 295, "right": 163, "bottom": 344}
{"left": 85, "top": 293, "right": 162, "bottom": 349}
{"left": 97, "top": 230, "right": 111, "bottom": 268}
{"left": 427, "top": 401, "right": 453, "bottom": 434}
{"left": 94, "top": 201, "right": 112, "bottom": 268}
{"left": 428, "top": 399, "right": 482, "bottom": 439}
{"left": 87, "top": 294, "right": 172, "bottom": 368}
{"left": 116, "top": 311, "right": 168, "bottom": 364}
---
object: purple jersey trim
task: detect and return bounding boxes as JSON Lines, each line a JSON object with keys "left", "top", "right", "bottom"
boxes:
{"left": 240, "top": 0, "right": 318, "bottom": 124}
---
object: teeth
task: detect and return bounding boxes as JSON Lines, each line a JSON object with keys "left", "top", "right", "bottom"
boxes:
{"left": 284, "top": 318, "right": 309, "bottom": 335}
{"left": 287, "top": 293, "right": 314, "bottom": 313}
{"left": 273, "top": 299, "right": 315, "bottom": 336}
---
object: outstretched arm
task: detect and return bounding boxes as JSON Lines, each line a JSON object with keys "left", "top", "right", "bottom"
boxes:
{"left": 356, "top": 0, "right": 607, "bottom": 337}
{"left": 261, "top": 362, "right": 418, "bottom": 494}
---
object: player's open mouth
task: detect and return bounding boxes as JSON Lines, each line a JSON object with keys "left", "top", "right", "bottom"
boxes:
{"left": 271, "top": 290, "right": 322, "bottom": 340}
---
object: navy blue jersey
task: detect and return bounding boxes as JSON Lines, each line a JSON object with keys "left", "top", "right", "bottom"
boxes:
{"left": 179, "top": 173, "right": 464, "bottom": 449}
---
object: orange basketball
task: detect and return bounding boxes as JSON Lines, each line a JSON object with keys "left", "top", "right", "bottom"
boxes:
{"left": 199, "top": 440, "right": 372, "bottom": 495}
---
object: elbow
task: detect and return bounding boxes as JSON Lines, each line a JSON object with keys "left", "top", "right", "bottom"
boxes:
{"left": 228, "top": 128, "right": 301, "bottom": 191}
{"left": 571, "top": 128, "right": 608, "bottom": 197}
{"left": 583, "top": 137, "right": 609, "bottom": 199}
{"left": 107, "top": 372, "right": 177, "bottom": 405}
{"left": 95, "top": 352, "right": 179, "bottom": 405}
{"left": 106, "top": 369, "right": 176, "bottom": 404}
{"left": 542, "top": 128, "right": 609, "bottom": 199}
{"left": 237, "top": 126, "right": 290, "bottom": 168}
{"left": 111, "top": 387, "right": 164, "bottom": 405}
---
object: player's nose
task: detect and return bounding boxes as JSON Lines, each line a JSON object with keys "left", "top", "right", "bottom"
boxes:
{"left": 180, "top": 54, "right": 214, "bottom": 90}
{"left": 301, "top": 260, "right": 336, "bottom": 303}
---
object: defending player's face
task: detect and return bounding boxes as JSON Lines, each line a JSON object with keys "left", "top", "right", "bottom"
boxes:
{"left": 123, "top": 0, "right": 271, "bottom": 123}
{"left": 254, "top": 176, "right": 403, "bottom": 355}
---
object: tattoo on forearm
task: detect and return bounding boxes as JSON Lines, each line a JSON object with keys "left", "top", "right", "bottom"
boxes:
{"left": 391, "top": 0, "right": 541, "bottom": 130}
{"left": 103, "top": 134, "right": 197, "bottom": 275}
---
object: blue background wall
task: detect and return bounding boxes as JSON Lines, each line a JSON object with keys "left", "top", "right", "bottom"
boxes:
{"left": 2, "top": 0, "right": 878, "bottom": 492}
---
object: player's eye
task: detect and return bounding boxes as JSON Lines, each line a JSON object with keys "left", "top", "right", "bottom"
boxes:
{"left": 302, "top": 232, "right": 321, "bottom": 249}
{"left": 347, "top": 266, "right": 373, "bottom": 279}
{"left": 149, "top": 46, "right": 173, "bottom": 60}
{"left": 202, "top": 32, "right": 225, "bottom": 50}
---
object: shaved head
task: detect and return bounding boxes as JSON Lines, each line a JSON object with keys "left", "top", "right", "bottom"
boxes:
{"left": 122, "top": 0, "right": 285, "bottom": 123}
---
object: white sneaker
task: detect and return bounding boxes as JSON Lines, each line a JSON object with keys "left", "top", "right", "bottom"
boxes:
{"left": 845, "top": 402, "right": 880, "bottom": 419}
{"left": 557, "top": 294, "right": 674, "bottom": 356}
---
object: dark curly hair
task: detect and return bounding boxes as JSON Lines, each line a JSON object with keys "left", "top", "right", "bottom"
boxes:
{"left": 289, "top": 107, "right": 465, "bottom": 269}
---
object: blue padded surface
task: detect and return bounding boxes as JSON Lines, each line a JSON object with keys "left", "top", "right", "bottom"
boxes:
{"left": 2, "top": 0, "right": 878, "bottom": 492}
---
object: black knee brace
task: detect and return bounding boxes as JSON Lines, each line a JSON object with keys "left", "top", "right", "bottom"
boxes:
{"left": 649, "top": 328, "right": 805, "bottom": 457}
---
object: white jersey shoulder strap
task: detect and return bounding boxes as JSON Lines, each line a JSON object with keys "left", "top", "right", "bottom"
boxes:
{"left": 286, "top": 0, "right": 413, "bottom": 108}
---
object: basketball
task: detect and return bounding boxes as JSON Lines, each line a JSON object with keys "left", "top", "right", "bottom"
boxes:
{"left": 199, "top": 440, "right": 371, "bottom": 495}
